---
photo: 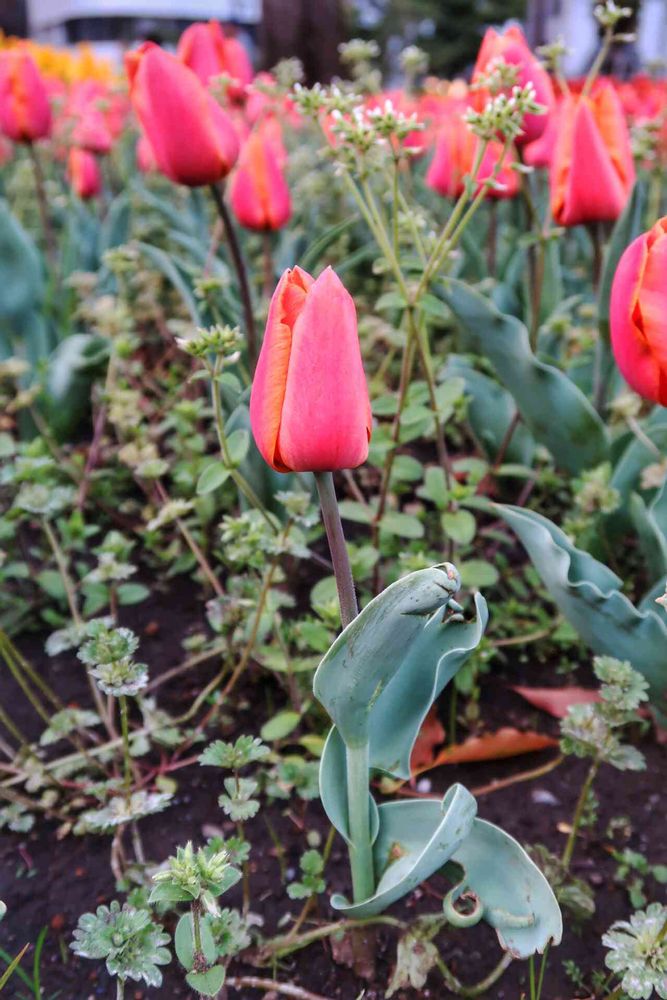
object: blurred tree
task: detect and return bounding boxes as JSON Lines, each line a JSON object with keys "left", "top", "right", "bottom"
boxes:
{"left": 262, "top": 0, "right": 344, "bottom": 82}
{"left": 350, "top": 0, "right": 527, "bottom": 78}
{"left": 0, "top": 0, "right": 27, "bottom": 36}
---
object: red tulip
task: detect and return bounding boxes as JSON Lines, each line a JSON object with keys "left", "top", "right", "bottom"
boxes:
{"left": 250, "top": 267, "right": 371, "bottom": 473}
{"left": 0, "top": 47, "right": 51, "bottom": 144}
{"left": 229, "top": 127, "right": 291, "bottom": 231}
{"left": 472, "top": 26, "right": 554, "bottom": 146}
{"left": 67, "top": 147, "right": 102, "bottom": 199}
{"left": 610, "top": 216, "right": 667, "bottom": 405}
{"left": 125, "top": 42, "right": 239, "bottom": 187}
{"left": 550, "top": 82, "right": 635, "bottom": 227}
{"left": 177, "top": 20, "right": 252, "bottom": 98}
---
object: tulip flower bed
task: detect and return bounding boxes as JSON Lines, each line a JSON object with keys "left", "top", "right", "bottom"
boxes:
{"left": 1, "top": 8, "right": 667, "bottom": 999}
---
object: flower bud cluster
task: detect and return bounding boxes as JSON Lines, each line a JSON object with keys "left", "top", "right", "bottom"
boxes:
{"left": 175, "top": 323, "right": 242, "bottom": 362}
{"left": 78, "top": 620, "right": 148, "bottom": 697}
{"left": 465, "top": 81, "right": 545, "bottom": 142}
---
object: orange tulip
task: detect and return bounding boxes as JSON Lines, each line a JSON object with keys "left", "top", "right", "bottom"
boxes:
{"left": 125, "top": 42, "right": 238, "bottom": 187}
{"left": 426, "top": 100, "right": 520, "bottom": 200}
{"left": 550, "top": 82, "right": 635, "bottom": 227}
{"left": 472, "top": 26, "right": 554, "bottom": 146}
{"left": 229, "top": 127, "right": 291, "bottom": 231}
{"left": 0, "top": 47, "right": 52, "bottom": 144}
{"left": 177, "top": 20, "right": 252, "bottom": 98}
{"left": 67, "top": 147, "right": 102, "bottom": 199}
{"left": 250, "top": 267, "right": 371, "bottom": 473}
{"left": 610, "top": 216, "right": 667, "bottom": 405}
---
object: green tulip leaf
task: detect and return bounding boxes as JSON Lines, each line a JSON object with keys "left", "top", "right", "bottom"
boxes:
{"left": 313, "top": 566, "right": 488, "bottom": 755}
{"left": 445, "top": 356, "right": 535, "bottom": 466}
{"left": 444, "top": 819, "right": 563, "bottom": 958}
{"left": 330, "top": 785, "right": 477, "bottom": 918}
{"left": 441, "top": 279, "right": 608, "bottom": 473}
{"left": 0, "top": 198, "right": 43, "bottom": 323}
{"left": 496, "top": 504, "right": 667, "bottom": 719}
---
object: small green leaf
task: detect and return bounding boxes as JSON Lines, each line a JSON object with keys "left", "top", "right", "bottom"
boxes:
{"left": 337, "top": 500, "right": 375, "bottom": 524}
{"left": 36, "top": 570, "right": 66, "bottom": 600}
{"left": 260, "top": 710, "right": 300, "bottom": 742}
{"left": 226, "top": 429, "right": 250, "bottom": 467}
{"left": 442, "top": 509, "right": 476, "bottom": 546}
{"left": 186, "top": 966, "right": 226, "bottom": 996}
{"left": 197, "top": 462, "right": 231, "bottom": 495}
{"left": 174, "top": 912, "right": 216, "bottom": 971}
{"left": 379, "top": 511, "right": 424, "bottom": 539}
{"left": 376, "top": 290, "right": 408, "bottom": 311}
{"left": 117, "top": 583, "right": 150, "bottom": 605}
{"left": 458, "top": 559, "right": 499, "bottom": 588}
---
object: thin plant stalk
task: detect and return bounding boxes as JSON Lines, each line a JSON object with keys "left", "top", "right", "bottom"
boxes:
{"left": 562, "top": 759, "right": 599, "bottom": 870}
{"left": 314, "top": 472, "right": 358, "bottom": 629}
{"left": 28, "top": 143, "right": 55, "bottom": 261}
{"left": 209, "top": 182, "right": 257, "bottom": 369}
{"left": 119, "top": 695, "right": 132, "bottom": 801}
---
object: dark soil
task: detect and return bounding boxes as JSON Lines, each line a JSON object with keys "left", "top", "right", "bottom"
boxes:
{"left": 1, "top": 578, "right": 666, "bottom": 1000}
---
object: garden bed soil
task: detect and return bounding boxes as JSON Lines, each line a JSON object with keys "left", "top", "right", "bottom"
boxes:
{"left": 1, "top": 579, "right": 665, "bottom": 1000}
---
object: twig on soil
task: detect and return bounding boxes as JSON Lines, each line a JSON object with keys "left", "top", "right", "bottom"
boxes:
{"left": 226, "top": 978, "right": 334, "bottom": 1000}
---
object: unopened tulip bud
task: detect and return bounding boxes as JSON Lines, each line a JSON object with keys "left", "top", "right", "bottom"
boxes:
{"left": 250, "top": 267, "right": 371, "bottom": 473}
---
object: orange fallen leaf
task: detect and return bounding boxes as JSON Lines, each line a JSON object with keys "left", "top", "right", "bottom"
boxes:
{"left": 512, "top": 685, "right": 600, "bottom": 719}
{"left": 410, "top": 706, "right": 446, "bottom": 772}
{"left": 412, "top": 727, "right": 558, "bottom": 775}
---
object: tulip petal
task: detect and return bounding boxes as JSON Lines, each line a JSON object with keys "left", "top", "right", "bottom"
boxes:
{"left": 250, "top": 267, "right": 313, "bottom": 471}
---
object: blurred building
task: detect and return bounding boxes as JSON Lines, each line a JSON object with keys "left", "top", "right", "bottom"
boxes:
{"left": 537, "top": 0, "right": 667, "bottom": 75}
{"left": 24, "top": 0, "right": 260, "bottom": 61}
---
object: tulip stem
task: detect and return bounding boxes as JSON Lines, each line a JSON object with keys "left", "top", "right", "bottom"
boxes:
{"left": 28, "top": 143, "right": 55, "bottom": 263}
{"left": 314, "top": 472, "right": 358, "bottom": 629}
{"left": 345, "top": 740, "right": 375, "bottom": 903}
{"left": 210, "top": 182, "right": 257, "bottom": 369}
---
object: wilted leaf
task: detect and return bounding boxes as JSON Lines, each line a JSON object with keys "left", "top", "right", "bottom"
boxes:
{"left": 512, "top": 685, "right": 600, "bottom": 719}
{"left": 413, "top": 727, "right": 557, "bottom": 773}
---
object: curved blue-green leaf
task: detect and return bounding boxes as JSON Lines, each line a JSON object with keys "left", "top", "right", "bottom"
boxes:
{"left": 446, "top": 819, "right": 563, "bottom": 958}
{"left": 0, "top": 198, "right": 43, "bottom": 322}
{"left": 44, "top": 333, "right": 110, "bottom": 440}
{"left": 98, "top": 192, "right": 131, "bottom": 254}
{"left": 330, "top": 785, "right": 477, "bottom": 918}
{"left": 441, "top": 279, "right": 609, "bottom": 473}
{"left": 137, "top": 241, "right": 200, "bottom": 324}
{"left": 598, "top": 180, "right": 647, "bottom": 342}
{"left": 446, "top": 356, "right": 535, "bottom": 465}
{"left": 610, "top": 408, "right": 667, "bottom": 506}
{"left": 629, "top": 479, "right": 667, "bottom": 585}
{"left": 496, "top": 504, "right": 667, "bottom": 718}
{"left": 314, "top": 566, "right": 488, "bottom": 755}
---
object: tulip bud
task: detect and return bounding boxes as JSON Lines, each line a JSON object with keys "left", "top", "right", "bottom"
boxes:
{"left": 250, "top": 267, "right": 371, "bottom": 472}
{"left": 177, "top": 20, "right": 253, "bottom": 98}
{"left": 0, "top": 47, "right": 52, "bottom": 144}
{"left": 125, "top": 42, "right": 239, "bottom": 187}
{"left": 550, "top": 82, "right": 635, "bottom": 227}
{"left": 426, "top": 109, "right": 520, "bottom": 201}
{"left": 229, "top": 127, "right": 291, "bottom": 231}
{"left": 67, "top": 147, "right": 102, "bottom": 200}
{"left": 610, "top": 216, "right": 667, "bottom": 405}
{"left": 471, "top": 26, "right": 554, "bottom": 146}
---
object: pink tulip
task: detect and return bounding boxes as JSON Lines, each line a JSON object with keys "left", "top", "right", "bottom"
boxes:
{"left": 230, "top": 127, "right": 291, "bottom": 231}
{"left": 611, "top": 216, "right": 667, "bottom": 405}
